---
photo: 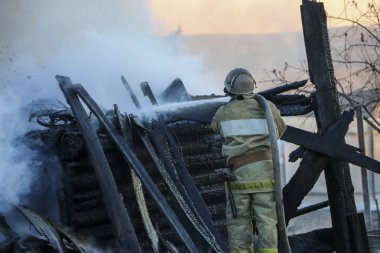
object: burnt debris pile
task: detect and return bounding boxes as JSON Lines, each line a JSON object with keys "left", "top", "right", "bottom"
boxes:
{"left": 2, "top": 1, "right": 379, "bottom": 253}
{"left": 0, "top": 72, "right": 312, "bottom": 252}
{"left": 1, "top": 70, "right": 379, "bottom": 253}
{"left": 0, "top": 69, "right": 361, "bottom": 253}
{"left": 49, "top": 76, "right": 314, "bottom": 253}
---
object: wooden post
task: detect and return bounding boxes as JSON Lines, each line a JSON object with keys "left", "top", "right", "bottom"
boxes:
{"left": 279, "top": 141, "right": 286, "bottom": 186}
{"left": 301, "top": 1, "right": 368, "bottom": 252}
{"left": 369, "top": 126, "right": 380, "bottom": 228}
{"left": 355, "top": 106, "right": 372, "bottom": 229}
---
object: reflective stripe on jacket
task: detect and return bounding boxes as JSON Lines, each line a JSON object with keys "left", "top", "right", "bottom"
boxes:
{"left": 211, "top": 95, "right": 286, "bottom": 162}
{"left": 211, "top": 95, "right": 286, "bottom": 193}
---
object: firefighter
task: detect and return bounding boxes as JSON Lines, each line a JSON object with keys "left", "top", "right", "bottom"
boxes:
{"left": 211, "top": 68, "right": 287, "bottom": 253}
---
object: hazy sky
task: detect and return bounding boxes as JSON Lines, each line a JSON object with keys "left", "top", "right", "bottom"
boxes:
{"left": 150, "top": 0, "right": 354, "bottom": 35}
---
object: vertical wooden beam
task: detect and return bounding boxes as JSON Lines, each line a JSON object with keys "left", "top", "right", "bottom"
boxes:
{"left": 355, "top": 106, "right": 372, "bottom": 229}
{"left": 301, "top": 1, "right": 368, "bottom": 252}
{"left": 368, "top": 126, "right": 380, "bottom": 227}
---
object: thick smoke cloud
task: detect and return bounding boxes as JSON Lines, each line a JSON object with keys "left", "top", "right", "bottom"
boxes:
{"left": 0, "top": 0, "right": 216, "bottom": 214}
{"left": 0, "top": 93, "right": 40, "bottom": 205}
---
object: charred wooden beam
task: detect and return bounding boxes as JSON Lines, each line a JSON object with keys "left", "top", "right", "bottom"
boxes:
{"left": 0, "top": 215, "right": 22, "bottom": 252}
{"left": 289, "top": 228, "right": 335, "bottom": 253}
{"left": 259, "top": 79, "right": 308, "bottom": 97}
{"left": 152, "top": 119, "right": 230, "bottom": 251}
{"left": 348, "top": 213, "right": 371, "bottom": 253}
{"left": 16, "top": 206, "right": 99, "bottom": 253}
{"left": 160, "top": 99, "right": 312, "bottom": 124}
{"left": 281, "top": 127, "right": 380, "bottom": 173}
{"left": 56, "top": 75, "right": 142, "bottom": 253}
{"left": 121, "top": 75, "right": 141, "bottom": 109}
{"left": 148, "top": 120, "right": 229, "bottom": 252}
{"left": 114, "top": 104, "right": 159, "bottom": 253}
{"left": 279, "top": 104, "right": 313, "bottom": 116}
{"left": 56, "top": 76, "right": 201, "bottom": 253}
{"left": 140, "top": 82, "right": 158, "bottom": 105}
{"left": 301, "top": 1, "right": 367, "bottom": 252}
{"left": 153, "top": 79, "right": 311, "bottom": 123}
{"left": 283, "top": 109, "right": 380, "bottom": 224}
{"left": 283, "top": 151, "right": 329, "bottom": 224}
{"left": 270, "top": 94, "right": 311, "bottom": 105}
{"left": 157, "top": 104, "right": 380, "bottom": 171}
{"left": 364, "top": 117, "right": 380, "bottom": 133}
{"left": 158, "top": 79, "right": 307, "bottom": 105}
{"left": 292, "top": 201, "right": 329, "bottom": 219}
{"left": 159, "top": 78, "right": 190, "bottom": 103}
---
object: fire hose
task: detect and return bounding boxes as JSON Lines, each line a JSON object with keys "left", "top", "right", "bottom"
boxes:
{"left": 253, "top": 94, "right": 292, "bottom": 253}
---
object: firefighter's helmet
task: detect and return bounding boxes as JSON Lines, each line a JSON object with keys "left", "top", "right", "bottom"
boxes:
{"left": 224, "top": 68, "right": 256, "bottom": 95}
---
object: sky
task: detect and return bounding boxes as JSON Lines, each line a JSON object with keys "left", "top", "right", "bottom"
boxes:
{"left": 149, "top": 0, "right": 356, "bottom": 35}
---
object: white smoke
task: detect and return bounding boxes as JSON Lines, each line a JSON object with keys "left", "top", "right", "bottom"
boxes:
{"left": 0, "top": 90, "right": 40, "bottom": 207}
{"left": 0, "top": 0, "right": 216, "bottom": 214}
{"left": 0, "top": 0, "right": 217, "bottom": 107}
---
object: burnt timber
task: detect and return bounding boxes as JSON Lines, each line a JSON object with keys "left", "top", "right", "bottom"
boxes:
{"left": 301, "top": 1, "right": 370, "bottom": 252}
{"left": 3, "top": 1, "right": 379, "bottom": 252}
{"left": 14, "top": 70, "right": 378, "bottom": 253}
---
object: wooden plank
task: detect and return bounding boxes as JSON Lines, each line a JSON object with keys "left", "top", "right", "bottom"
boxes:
{"left": 281, "top": 125, "right": 380, "bottom": 173}
{"left": 283, "top": 151, "right": 328, "bottom": 223}
{"left": 60, "top": 78, "right": 201, "bottom": 253}
{"left": 355, "top": 106, "right": 372, "bottom": 229}
{"left": 56, "top": 76, "right": 142, "bottom": 253}
{"left": 301, "top": 0, "right": 366, "bottom": 252}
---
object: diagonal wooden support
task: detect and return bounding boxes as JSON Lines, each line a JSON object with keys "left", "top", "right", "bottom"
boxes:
{"left": 174, "top": 101, "right": 380, "bottom": 172}
{"left": 281, "top": 111, "right": 380, "bottom": 174}
{"left": 114, "top": 105, "right": 159, "bottom": 253}
{"left": 283, "top": 110, "right": 380, "bottom": 224}
{"left": 56, "top": 76, "right": 201, "bottom": 253}
{"left": 283, "top": 151, "right": 329, "bottom": 224}
{"left": 301, "top": 0, "right": 368, "bottom": 251}
{"left": 56, "top": 76, "right": 142, "bottom": 253}
{"left": 149, "top": 118, "right": 230, "bottom": 252}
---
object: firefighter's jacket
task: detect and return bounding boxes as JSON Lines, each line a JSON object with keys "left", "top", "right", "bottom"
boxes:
{"left": 211, "top": 95, "right": 286, "bottom": 193}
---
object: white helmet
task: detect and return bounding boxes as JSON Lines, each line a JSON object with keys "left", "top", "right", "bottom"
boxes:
{"left": 224, "top": 68, "right": 256, "bottom": 95}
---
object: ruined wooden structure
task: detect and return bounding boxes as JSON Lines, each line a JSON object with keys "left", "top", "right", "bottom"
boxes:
{"left": 8, "top": 68, "right": 375, "bottom": 253}
{"left": 301, "top": 1, "right": 370, "bottom": 252}
{"left": 1, "top": 1, "right": 379, "bottom": 253}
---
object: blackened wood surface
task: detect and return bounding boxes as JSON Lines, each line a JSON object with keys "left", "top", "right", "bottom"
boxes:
{"left": 283, "top": 151, "right": 328, "bottom": 224}
{"left": 72, "top": 82, "right": 201, "bottom": 253}
{"left": 355, "top": 106, "right": 372, "bottom": 229}
{"left": 56, "top": 76, "right": 142, "bottom": 253}
{"left": 281, "top": 125, "right": 380, "bottom": 173}
{"left": 301, "top": 1, "right": 364, "bottom": 252}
